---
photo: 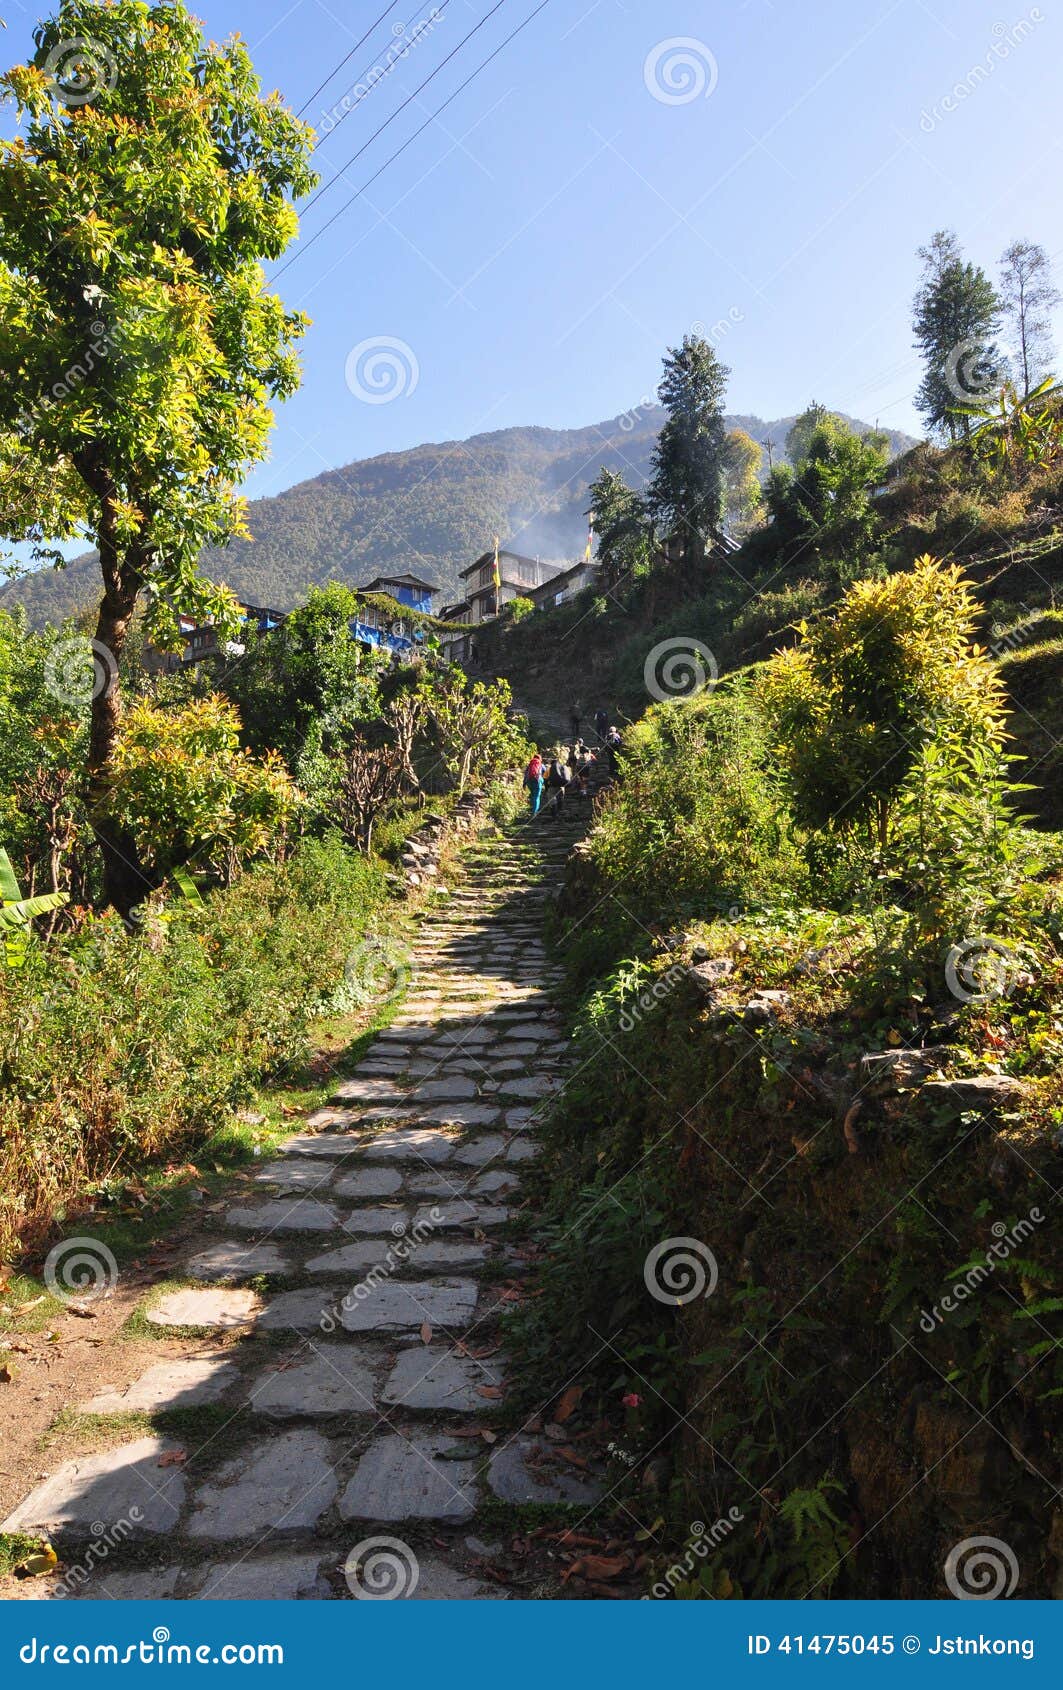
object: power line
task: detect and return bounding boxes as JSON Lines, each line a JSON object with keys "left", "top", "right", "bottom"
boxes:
{"left": 298, "top": 0, "right": 510, "bottom": 218}
{"left": 312, "top": 1, "right": 455, "bottom": 154}
{"left": 274, "top": 0, "right": 552, "bottom": 282}
{"left": 295, "top": 2, "right": 403, "bottom": 120}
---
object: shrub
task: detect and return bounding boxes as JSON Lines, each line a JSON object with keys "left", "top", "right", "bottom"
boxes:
{"left": 0, "top": 834, "right": 387, "bottom": 1257}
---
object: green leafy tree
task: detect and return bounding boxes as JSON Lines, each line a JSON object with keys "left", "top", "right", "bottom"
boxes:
{"left": 586, "top": 466, "right": 652, "bottom": 588}
{"left": 224, "top": 583, "right": 384, "bottom": 767}
{"left": 0, "top": 0, "right": 316, "bottom": 912}
{"left": 756, "top": 556, "right": 1009, "bottom": 853}
{"left": 912, "top": 230, "right": 1002, "bottom": 440}
{"left": 721, "top": 428, "right": 763, "bottom": 535}
{"left": 109, "top": 694, "right": 300, "bottom": 885}
{"left": 765, "top": 412, "right": 887, "bottom": 560}
{"left": 999, "top": 239, "right": 1059, "bottom": 395}
{"left": 647, "top": 334, "right": 730, "bottom": 567}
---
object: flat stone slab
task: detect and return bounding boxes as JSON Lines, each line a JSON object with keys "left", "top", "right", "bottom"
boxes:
{"left": 188, "top": 1430, "right": 338, "bottom": 1539}
{"left": 413, "top": 1202, "right": 511, "bottom": 1231}
{"left": 338, "top": 1278, "right": 478, "bottom": 1333}
{"left": 488, "top": 1437, "right": 603, "bottom": 1505}
{"left": 187, "top": 1241, "right": 292, "bottom": 1283}
{"left": 225, "top": 1200, "right": 341, "bottom": 1234}
{"left": 280, "top": 1133, "right": 360, "bottom": 1159}
{"left": 504, "top": 1108, "right": 540, "bottom": 1131}
{"left": 65, "top": 1566, "right": 183, "bottom": 1601}
{"left": 339, "top": 1431, "right": 478, "bottom": 1523}
{"left": 80, "top": 1356, "right": 240, "bottom": 1415}
{"left": 3, "top": 1437, "right": 186, "bottom": 1537}
{"left": 253, "top": 1161, "right": 334, "bottom": 1193}
{"left": 333, "top": 1167, "right": 403, "bottom": 1199}
{"left": 147, "top": 1287, "right": 260, "bottom": 1330}
{"left": 304, "top": 1240, "right": 411, "bottom": 1275}
{"left": 506, "top": 1138, "right": 538, "bottom": 1162}
{"left": 249, "top": 1348, "right": 378, "bottom": 1418}
{"left": 333, "top": 1078, "right": 411, "bottom": 1104}
{"left": 499, "top": 1076, "right": 560, "bottom": 1099}
{"left": 382, "top": 1347, "right": 503, "bottom": 1411}
{"left": 410, "top": 1077, "right": 479, "bottom": 1101}
{"left": 404, "top": 1557, "right": 508, "bottom": 1599}
{"left": 258, "top": 1289, "right": 338, "bottom": 1333}
{"left": 453, "top": 1135, "right": 507, "bottom": 1167}
{"left": 420, "top": 1104, "right": 500, "bottom": 1129}
{"left": 194, "top": 1554, "right": 332, "bottom": 1601}
{"left": 471, "top": 1170, "right": 519, "bottom": 1193}
{"left": 361, "top": 1128, "right": 457, "bottom": 1163}
{"left": 341, "top": 1206, "right": 410, "bottom": 1235}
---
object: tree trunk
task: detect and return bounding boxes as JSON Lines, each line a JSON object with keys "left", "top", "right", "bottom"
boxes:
{"left": 75, "top": 455, "right": 152, "bottom": 919}
{"left": 87, "top": 581, "right": 152, "bottom": 918}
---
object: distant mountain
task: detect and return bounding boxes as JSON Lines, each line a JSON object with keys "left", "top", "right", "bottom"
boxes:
{"left": 0, "top": 409, "right": 918, "bottom": 627}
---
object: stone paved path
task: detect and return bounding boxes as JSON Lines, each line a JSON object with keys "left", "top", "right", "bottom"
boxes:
{"left": 5, "top": 788, "right": 605, "bottom": 1601}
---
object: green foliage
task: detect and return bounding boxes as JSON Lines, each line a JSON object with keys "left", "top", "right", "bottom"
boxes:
{"left": 587, "top": 465, "right": 652, "bottom": 587}
{"left": 0, "top": 846, "right": 67, "bottom": 965}
{"left": 507, "top": 595, "right": 534, "bottom": 623}
{"left": 109, "top": 693, "right": 299, "bottom": 883}
{"left": 0, "top": 832, "right": 387, "bottom": 1256}
{"left": 0, "top": 0, "right": 316, "bottom": 906}
{"left": 588, "top": 682, "right": 806, "bottom": 922}
{"left": 756, "top": 556, "right": 1009, "bottom": 851}
{"left": 913, "top": 230, "right": 1002, "bottom": 439}
{"left": 648, "top": 334, "right": 730, "bottom": 564}
{"left": 765, "top": 409, "right": 888, "bottom": 562}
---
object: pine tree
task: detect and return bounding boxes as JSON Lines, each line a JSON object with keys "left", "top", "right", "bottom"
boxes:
{"left": 647, "top": 334, "right": 730, "bottom": 567}
{"left": 999, "top": 240, "right": 1059, "bottom": 394}
{"left": 912, "top": 231, "right": 1002, "bottom": 440}
{"left": 586, "top": 467, "right": 651, "bottom": 589}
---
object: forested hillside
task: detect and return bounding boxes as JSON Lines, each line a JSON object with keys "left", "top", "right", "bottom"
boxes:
{"left": 1, "top": 409, "right": 915, "bottom": 626}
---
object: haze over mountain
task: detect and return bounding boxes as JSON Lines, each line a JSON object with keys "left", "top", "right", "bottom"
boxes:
{"left": 1, "top": 408, "right": 917, "bottom": 626}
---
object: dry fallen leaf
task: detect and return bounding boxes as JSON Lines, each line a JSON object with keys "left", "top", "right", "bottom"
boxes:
{"left": 563, "top": 1553, "right": 630, "bottom": 1582}
{"left": 14, "top": 1544, "right": 59, "bottom": 1580}
{"left": 553, "top": 1384, "right": 583, "bottom": 1423}
{"left": 66, "top": 1303, "right": 97, "bottom": 1320}
{"left": 158, "top": 1450, "right": 187, "bottom": 1468}
{"left": 419, "top": 1322, "right": 432, "bottom": 1344}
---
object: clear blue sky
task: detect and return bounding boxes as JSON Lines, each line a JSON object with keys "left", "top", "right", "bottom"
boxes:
{"left": 5, "top": 0, "right": 1063, "bottom": 509}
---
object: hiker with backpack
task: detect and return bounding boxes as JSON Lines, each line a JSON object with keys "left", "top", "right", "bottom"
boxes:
{"left": 594, "top": 707, "right": 609, "bottom": 744}
{"left": 523, "top": 751, "right": 545, "bottom": 818}
{"left": 545, "top": 752, "right": 571, "bottom": 819}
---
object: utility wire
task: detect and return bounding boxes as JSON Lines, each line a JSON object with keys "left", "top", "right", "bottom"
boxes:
{"left": 273, "top": 0, "right": 552, "bottom": 284}
{"left": 312, "top": 0, "right": 455, "bottom": 154}
{"left": 298, "top": 0, "right": 510, "bottom": 217}
{"left": 295, "top": 1, "right": 403, "bottom": 119}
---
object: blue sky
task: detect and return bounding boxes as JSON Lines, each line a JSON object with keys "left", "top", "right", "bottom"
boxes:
{"left": 5, "top": 0, "right": 1063, "bottom": 510}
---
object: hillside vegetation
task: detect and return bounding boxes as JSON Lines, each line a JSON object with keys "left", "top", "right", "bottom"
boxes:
{"left": 0, "top": 409, "right": 915, "bottom": 627}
